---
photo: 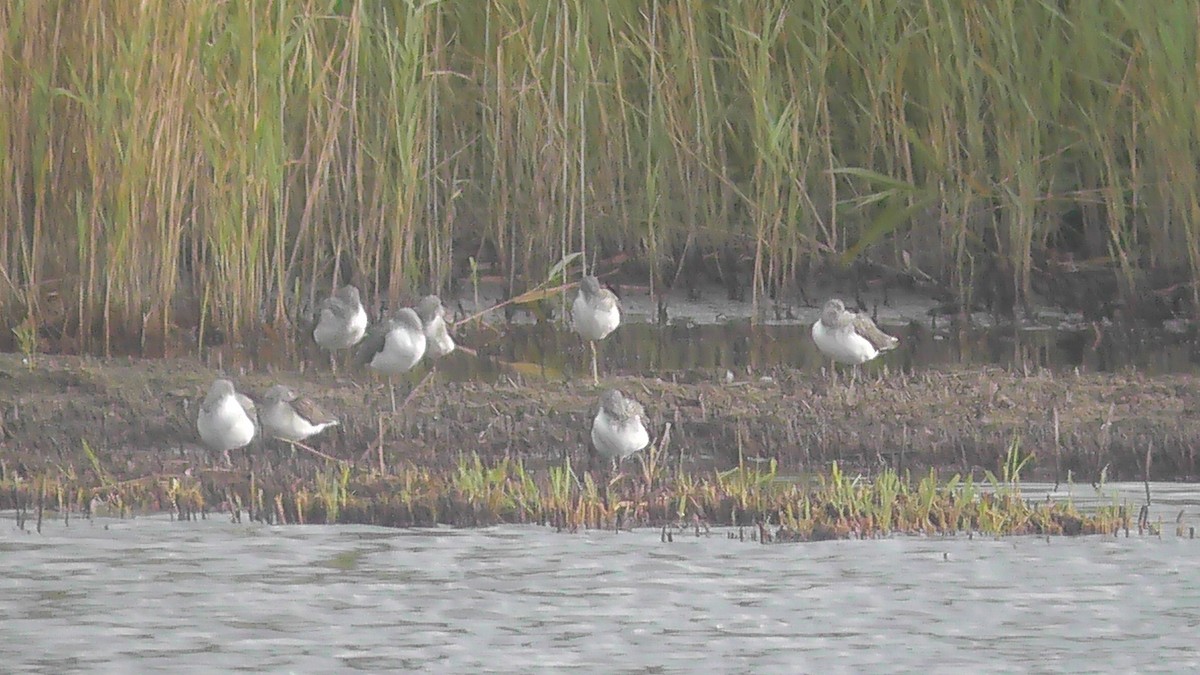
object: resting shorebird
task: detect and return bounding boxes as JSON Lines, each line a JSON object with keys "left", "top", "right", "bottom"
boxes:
{"left": 313, "top": 285, "right": 369, "bottom": 372}
{"left": 811, "top": 298, "right": 899, "bottom": 365}
{"left": 356, "top": 307, "right": 427, "bottom": 412}
{"left": 260, "top": 385, "right": 339, "bottom": 445}
{"left": 572, "top": 276, "right": 621, "bottom": 385}
{"left": 591, "top": 389, "right": 650, "bottom": 472}
{"left": 415, "top": 295, "right": 456, "bottom": 359}
{"left": 197, "top": 379, "right": 257, "bottom": 453}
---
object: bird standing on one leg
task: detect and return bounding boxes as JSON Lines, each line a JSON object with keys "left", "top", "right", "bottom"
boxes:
{"left": 356, "top": 307, "right": 427, "bottom": 413}
{"left": 260, "top": 384, "right": 339, "bottom": 450}
{"left": 313, "top": 285, "right": 369, "bottom": 373}
{"left": 811, "top": 299, "right": 899, "bottom": 377}
{"left": 197, "top": 379, "right": 258, "bottom": 463}
{"left": 590, "top": 388, "right": 650, "bottom": 475}
{"left": 572, "top": 275, "right": 621, "bottom": 385}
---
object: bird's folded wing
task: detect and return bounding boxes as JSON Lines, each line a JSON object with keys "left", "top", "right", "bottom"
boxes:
{"left": 852, "top": 313, "right": 899, "bottom": 351}
{"left": 293, "top": 396, "right": 338, "bottom": 426}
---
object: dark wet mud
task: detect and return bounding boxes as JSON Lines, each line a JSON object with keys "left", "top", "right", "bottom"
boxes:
{"left": 3, "top": 347, "right": 1198, "bottom": 491}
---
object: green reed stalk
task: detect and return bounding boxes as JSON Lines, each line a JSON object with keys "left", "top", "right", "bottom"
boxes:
{"left": 5, "top": 1, "right": 1200, "bottom": 348}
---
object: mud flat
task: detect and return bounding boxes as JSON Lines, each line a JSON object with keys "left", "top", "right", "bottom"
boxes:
{"left": 2, "top": 349, "right": 1196, "bottom": 496}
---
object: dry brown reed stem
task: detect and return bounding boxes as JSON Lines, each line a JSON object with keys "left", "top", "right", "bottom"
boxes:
{"left": 287, "top": 440, "right": 346, "bottom": 466}
{"left": 452, "top": 280, "right": 580, "bottom": 329}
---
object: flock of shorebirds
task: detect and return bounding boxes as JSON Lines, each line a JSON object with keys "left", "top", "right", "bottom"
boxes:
{"left": 196, "top": 277, "right": 899, "bottom": 470}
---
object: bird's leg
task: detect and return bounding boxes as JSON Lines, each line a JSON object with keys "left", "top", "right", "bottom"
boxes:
{"left": 388, "top": 376, "right": 397, "bottom": 414}
{"left": 590, "top": 341, "right": 599, "bottom": 385}
{"left": 606, "top": 457, "right": 625, "bottom": 487}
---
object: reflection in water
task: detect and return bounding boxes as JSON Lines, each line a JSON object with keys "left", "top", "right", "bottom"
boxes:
{"left": 435, "top": 320, "right": 1200, "bottom": 383}
{"left": 2, "top": 483, "right": 1198, "bottom": 672}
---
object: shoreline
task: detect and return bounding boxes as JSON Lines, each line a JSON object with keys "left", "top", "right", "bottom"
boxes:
{"left": 2, "top": 349, "right": 1192, "bottom": 535}
{"left": 8, "top": 274, "right": 1194, "bottom": 362}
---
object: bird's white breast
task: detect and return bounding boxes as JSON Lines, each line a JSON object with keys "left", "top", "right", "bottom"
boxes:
{"left": 314, "top": 304, "right": 369, "bottom": 350}
{"left": 198, "top": 395, "right": 256, "bottom": 450}
{"left": 423, "top": 316, "right": 456, "bottom": 358}
{"left": 346, "top": 306, "right": 369, "bottom": 343}
{"left": 591, "top": 409, "right": 649, "bottom": 460}
{"left": 371, "top": 326, "right": 426, "bottom": 374}
{"left": 573, "top": 294, "right": 621, "bottom": 341}
{"left": 811, "top": 320, "right": 878, "bottom": 365}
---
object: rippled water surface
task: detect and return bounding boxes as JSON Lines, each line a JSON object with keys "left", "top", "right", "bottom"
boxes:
{"left": 3, "top": 483, "right": 1199, "bottom": 673}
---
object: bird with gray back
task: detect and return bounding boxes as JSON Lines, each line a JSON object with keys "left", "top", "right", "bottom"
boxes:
{"left": 356, "top": 307, "right": 427, "bottom": 412}
{"left": 197, "top": 379, "right": 257, "bottom": 452}
{"left": 591, "top": 388, "right": 650, "bottom": 471}
{"left": 572, "top": 276, "right": 621, "bottom": 385}
{"left": 811, "top": 298, "right": 899, "bottom": 365}
{"left": 260, "top": 384, "right": 339, "bottom": 444}
{"left": 416, "top": 295, "right": 456, "bottom": 359}
{"left": 314, "top": 285, "right": 369, "bottom": 371}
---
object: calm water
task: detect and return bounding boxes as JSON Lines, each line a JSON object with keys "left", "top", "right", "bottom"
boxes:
{"left": 424, "top": 320, "right": 1200, "bottom": 384}
{"left": 3, "top": 483, "right": 1198, "bottom": 673}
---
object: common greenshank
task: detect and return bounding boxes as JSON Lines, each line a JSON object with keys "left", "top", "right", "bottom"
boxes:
{"left": 356, "top": 307, "right": 427, "bottom": 412}
{"left": 260, "top": 384, "right": 339, "bottom": 444}
{"left": 811, "top": 298, "right": 899, "bottom": 365}
{"left": 197, "top": 379, "right": 257, "bottom": 452}
{"left": 415, "top": 295, "right": 456, "bottom": 359}
{"left": 314, "top": 285, "right": 368, "bottom": 371}
{"left": 572, "top": 276, "right": 621, "bottom": 385}
{"left": 591, "top": 388, "right": 650, "bottom": 471}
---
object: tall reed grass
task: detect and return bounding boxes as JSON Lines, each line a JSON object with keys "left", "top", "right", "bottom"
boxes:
{"left": 2, "top": 0, "right": 1196, "bottom": 353}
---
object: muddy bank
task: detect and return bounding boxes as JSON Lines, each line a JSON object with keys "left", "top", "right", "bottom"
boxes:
{"left": 1, "top": 351, "right": 1197, "bottom": 490}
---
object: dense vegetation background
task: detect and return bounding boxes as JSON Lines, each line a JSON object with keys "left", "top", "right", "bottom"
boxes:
{"left": 2, "top": 0, "right": 1197, "bottom": 354}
